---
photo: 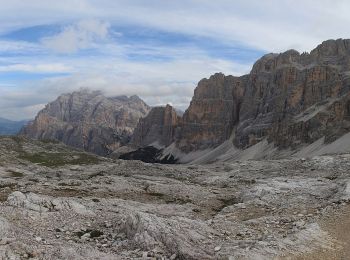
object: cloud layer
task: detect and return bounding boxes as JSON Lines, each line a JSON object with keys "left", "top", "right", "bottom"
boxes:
{"left": 1, "top": 0, "right": 350, "bottom": 120}
{"left": 42, "top": 20, "right": 110, "bottom": 53}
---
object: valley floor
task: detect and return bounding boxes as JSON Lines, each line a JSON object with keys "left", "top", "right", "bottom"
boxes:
{"left": 1, "top": 136, "right": 350, "bottom": 259}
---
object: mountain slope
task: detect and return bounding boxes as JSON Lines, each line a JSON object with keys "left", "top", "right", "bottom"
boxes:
{"left": 21, "top": 90, "right": 150, "bottom": 156}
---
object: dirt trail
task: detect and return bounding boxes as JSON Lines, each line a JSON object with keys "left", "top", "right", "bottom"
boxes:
{"left": 293, "top": 205, "right": 350, "bottom": 260}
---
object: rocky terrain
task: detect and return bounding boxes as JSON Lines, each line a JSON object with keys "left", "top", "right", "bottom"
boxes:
{"left": 21, "top": 90, "right": 150, "bottom": 156}
{"left": 1, "top": 136, "right": 350, "bottom": 259}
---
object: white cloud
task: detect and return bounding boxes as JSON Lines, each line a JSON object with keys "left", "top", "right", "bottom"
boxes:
{"left": 1, "top": 0, "right": 350, "bottom": 52}
{"left": 0, "top": 40, "right": 41, "bottom": 53}
{"left": 2, "top": 0, "right": 350, "bottom": 119}
{"left": 0, "top": 63, "right": 72, "bottom": 73}
{"left": 41, "top": 20, "right": 110, "bottom": 53}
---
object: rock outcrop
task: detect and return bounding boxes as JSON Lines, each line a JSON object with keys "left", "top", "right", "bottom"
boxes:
{"left": 21, "top": 90, "right": 150, "bottom": 156}
{"left": 129, "top": 38, "right": 350, "bottom": 160}
{"left": 177, "top": 73, "right": 246, "bottom": 152}
{"left": 131, "top": 104, "right": 181, "bottom": 148}
{"left": 236, "top": 39, "right": 350, "bottom": 149}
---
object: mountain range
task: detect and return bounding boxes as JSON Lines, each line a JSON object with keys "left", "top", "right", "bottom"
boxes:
{"left": 0, "top": 117, "right": 28, "bottom": 135}
{"left": 21, "top": 39, "right": 350, "bottom": 163}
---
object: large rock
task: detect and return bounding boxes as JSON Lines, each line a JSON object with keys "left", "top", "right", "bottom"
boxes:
{"left": 7, "top": 191, "right": 93, "bottom": 215}
{"left": 21, "top": 90, "right": 150, "bottom": 156}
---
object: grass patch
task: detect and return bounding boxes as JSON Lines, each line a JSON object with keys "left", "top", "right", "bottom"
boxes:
{"left": 6, "top": 170, "right": 24, "bottom": 178}
{"left": 19, "top": 152, "right": 100, "bottom": 167}
{"left": 40, "top": 139, "right": 60, "bottom": 144}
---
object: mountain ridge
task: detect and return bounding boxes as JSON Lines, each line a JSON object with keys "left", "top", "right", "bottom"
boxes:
{"left": 0, "top": 117, "right": 29, "bottom": 135}
{"left": 21, "top": 38, "right": 350, "bottom": 163}
{"left": 128, "top": 38, "right": 350, "bottom": 162}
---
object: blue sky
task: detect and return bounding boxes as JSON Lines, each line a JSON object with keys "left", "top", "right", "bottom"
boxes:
{"left": 0, "top": 0, "right": 350, "bottom": 120}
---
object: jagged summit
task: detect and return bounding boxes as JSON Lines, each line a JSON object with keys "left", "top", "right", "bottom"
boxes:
{"left": 311, "top": 38, "right": 350, "bottom": 56}
{"left": 21, "top": 90, "right": 150, "bottom": 155}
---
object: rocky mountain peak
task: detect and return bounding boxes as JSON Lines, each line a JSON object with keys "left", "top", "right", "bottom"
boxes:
{"left": 21, "top": 90, "right": 151, "bottom": 155}
{"left": 311, "top": 38, "right": 350, "bottom": 57}
{"left": 129, "top": 94, "right": 142, "bottom": 101}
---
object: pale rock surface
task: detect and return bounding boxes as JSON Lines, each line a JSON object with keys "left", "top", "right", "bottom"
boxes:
{"left": 21, "top": 90, "right": 150, "bottom": 156}
{"left": 1, "top": 136, "right": 350, "bottom": 259}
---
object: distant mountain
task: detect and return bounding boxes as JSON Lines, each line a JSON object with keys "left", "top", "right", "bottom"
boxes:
{"left": 0, "top": 118, "right": 29, "bottom": 135}
{"left": 21, "top": 90, "right": 150, "bottom": 156}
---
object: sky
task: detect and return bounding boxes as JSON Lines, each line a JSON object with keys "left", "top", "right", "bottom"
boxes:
{"left": 1, "top": 0, "right": 350, "bottom": 120}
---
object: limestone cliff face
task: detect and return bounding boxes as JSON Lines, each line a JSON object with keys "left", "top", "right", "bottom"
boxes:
{"left": 21, "top": 90, "right": 150, "bottom": 155}
{"left": 177, "top": 73, "right": 246, "bottom": 152}
{"left": 236, "top": 39, "right": 350, "bottom": 148}
{"left": 131, "top": 104, "right": 180, "bottom": 148}
{"left": 175, "top": 38, "right": 350, "bottom": 153}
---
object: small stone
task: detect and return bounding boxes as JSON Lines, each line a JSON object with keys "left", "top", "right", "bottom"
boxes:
{"left": 35, "top": 237, "right": 42, "bottom": 242}
{"left": 90, "top": 230, "right": 103, "bottom": 238}
{"left": 81, "top": 233, "right": 91, "bottom": 241}
{"left": 104, "top": 222, "right": 112, "bottom": 228}
{"left": 0, "top": 238, "right": 15, "bottom": 245}
{"left": 214, "top": 246, "right": 221, "bottom": 252}
{"left": 28, "top": 251, "right": 39, "bottom": 258}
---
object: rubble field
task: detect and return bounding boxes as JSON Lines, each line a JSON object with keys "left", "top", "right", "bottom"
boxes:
{"left": 0, "top": 136, "right": 350, "bottom": 260}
